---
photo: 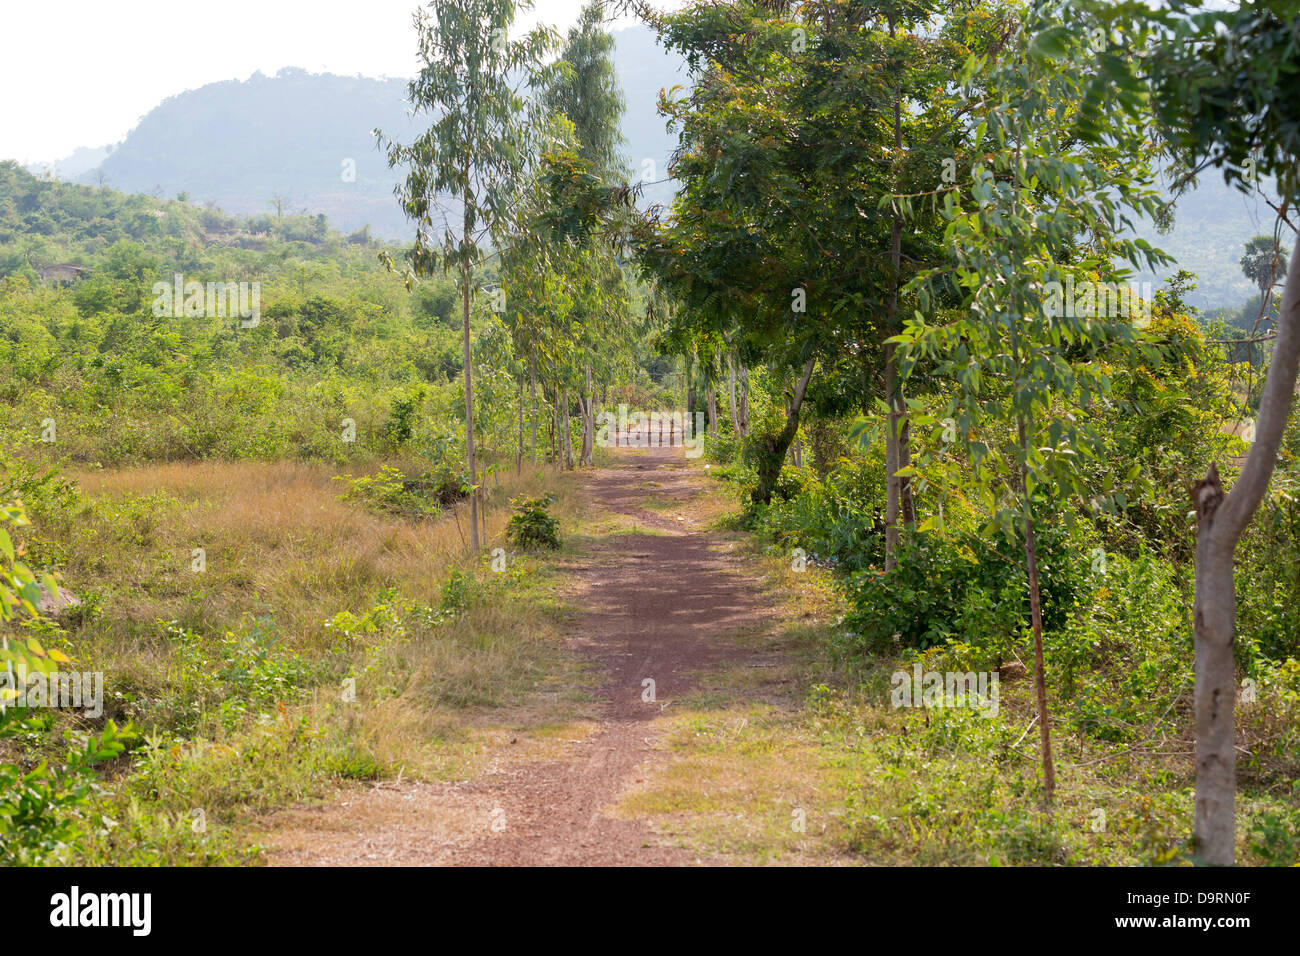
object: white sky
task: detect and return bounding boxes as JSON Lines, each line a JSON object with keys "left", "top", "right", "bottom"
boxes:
{"left": 1, "top": 0, "right": 659, "bottom": 164}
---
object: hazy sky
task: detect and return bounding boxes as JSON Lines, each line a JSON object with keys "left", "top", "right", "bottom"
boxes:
{"left": 1, "top": 0, "right": 657, "bottom": 164}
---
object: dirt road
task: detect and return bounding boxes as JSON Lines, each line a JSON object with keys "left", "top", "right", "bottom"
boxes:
{"left": 262, "top": 445, "right": 770, "bottom": 865}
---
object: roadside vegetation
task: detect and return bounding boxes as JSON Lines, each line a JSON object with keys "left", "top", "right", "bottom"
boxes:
{"left": 3, "top": 0, "right": 1299, "bottom": 866}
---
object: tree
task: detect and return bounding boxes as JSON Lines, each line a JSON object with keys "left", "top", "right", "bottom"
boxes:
{"left": 1093, "top": 0, "right": 1300, "bottom": 864}
{"left": 378, "top": 0, "right": 557, "bottom": 551}
{"left": 639, "top": 0, "right": 995, "bottom": 522}
{"left": 1240, "top": 233, "right": 1290, "bottom": 297}
{"left": 544, "top": 1, "right": 627, "bottom": 184}
{"left": 541, "top": 1, "right": 634, "bottom": 467}
{"left": 898, "top": 1, "right": 1169, "bottom": 802}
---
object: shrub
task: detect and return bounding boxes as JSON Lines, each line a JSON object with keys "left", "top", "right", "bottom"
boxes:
{"left": 334, "top": 465, "right": 463, "bottom": 520}
{"left": 836, "top": 523, "right": 1096, "bottom": 664}
{"left": 0, "top": 495, "right": 138, "bottom": 864}
{"left": 383, "top": 386, "right": 426, "bottom": 448}
{"left": 505, "top": 494, "right": 561, "bottom": 551}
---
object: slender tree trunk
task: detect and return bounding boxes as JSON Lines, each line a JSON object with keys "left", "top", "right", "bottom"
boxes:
{"left": 516, "top": 373, "right": 523, "bottom": 475}
{"left": 753, "top": 358, "right": 816, "bottom": 506}
{"left": 727, "top": 355, "right": 740, "bottom": 436}
{"left": 461, "top": 256, "right": 478, "bottom": 552}
{"left": 685, "top": 356, "right": 693, "bottom": 423}
{"left": 883, "top": 14, "right": 914, "bottom": 571}
{"left": 549, "top": 386, "right": 557, "bottom": 465}
{"left": 1192, "top": 239, "right": 1300, "bottom": 865}
{"left": 737, "top": 363, "right": 749, "bottom": 438}
{"left": 561, "top": 388, "right": 574, "bottom": 470}
{"left": 707, "top": 380, "right": 718, "bottom": 440}
{"left": 884, "top": 346, "right": 902, "bottom": 571}
{"left": 582, "top": 364, "right": 595, "bottom": 466}
{"left": 1019, "top": 415, "right": 1055, "bottom": 803}
{"left": 529, "top": 352, "right": 538, "bottom": 465}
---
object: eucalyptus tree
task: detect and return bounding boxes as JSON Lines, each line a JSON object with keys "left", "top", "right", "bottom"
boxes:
{"left": 544, "top": 0, "right": 628, "bottom": 184}
{"left": 377, "top": 0, "right": 558, "bottom": 550}
{"left": 896, "top": 2, "right": 1170, "bottom": 801}
{"left": 543, "top": 1, "right": 633, "bottom": 462}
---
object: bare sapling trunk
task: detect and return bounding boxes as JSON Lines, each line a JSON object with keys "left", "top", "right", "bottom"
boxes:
{"left": 737, "top": 363, "right": 750, "bottom": 438}
{"left": 549, "top": 386, "right": 557, "bottom": 465}
{"left": 562, "top": 387, "right": 574, "bottom": 470}
{"left": 727, "top": 355, "right": 740, "bottom": 435}
{"left": 707, "top": 382, "right": 718, "bottom": 439}
{"left": 516, "top": 373, "right": 524, "bottom": 475}
{"left": 685, "top": 357, "right": 693, "bottom": 423}
{"left": 1020, "top": 416, "right": 1056, "bottom": 803}
{"left": 529, "top": 353, "right": 538, "bottom": 465}
{"left": 582, "top": 364, "right": 595, "bottom": 466}
{"left": 884, "top": 344, "right": 903, "bottom": 572}
{"left": 461, "top": 257, "right": 479, "bottom": 552}
{"left": 1192, "top": 239, "right": 1300, "bottom": 865}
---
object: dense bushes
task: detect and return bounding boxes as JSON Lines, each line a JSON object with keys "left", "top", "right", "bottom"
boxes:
{"left": 749, "top": 457, "right": 885, "bottom": 574}
{"left": 505, "top": 494, "right": 561, "bottom": 550}
{"left": 836, "top": 522, "right": 1098, "bottom": 659}
{"left": 723, "top": 413, "right": 1300, "bottom": 763}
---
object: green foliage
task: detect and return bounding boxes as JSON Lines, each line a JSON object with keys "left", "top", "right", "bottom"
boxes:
{"left": 838, "top": 522, "right": 1092, "bottom": 660}
{"left": 0, "top": 719, "right": 137, "bottom": 865}
{"left": 439, "top": 569, "right": 474, "bottom": 618}
{"left": 384, "top": 386, "right": 428, "bottom": 447}
{"left": 334, "top": 465, "right": 464, "bottom": 520}
{"left": 505, "top": 494, "right": 561, "bottom": 551}
{"left": 749, "top": 458, "right": 885, "bottom": 572}
{"left": 0, "top": 493, "right": 140, "bottom": 864}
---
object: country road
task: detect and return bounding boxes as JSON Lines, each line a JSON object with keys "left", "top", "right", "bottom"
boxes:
{"left": 260, "top": 445, "right": 774, "bottom": 865}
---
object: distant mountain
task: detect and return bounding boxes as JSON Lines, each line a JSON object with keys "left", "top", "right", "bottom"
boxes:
{"left": 26, "top": 145, "right": 115, "bottom": 181}
{"left": 61, "top": 25, "right": 684, "bottom": 241}
{"left": 76, "top": 69, "right": 420, "bottom": 238}
{"left": 31, "top": 20, "right": 1277, "bottom": 313}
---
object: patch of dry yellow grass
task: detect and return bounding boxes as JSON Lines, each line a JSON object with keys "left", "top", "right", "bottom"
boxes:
{"left": 64, "top": 458, "right": 579, "bottom": 653}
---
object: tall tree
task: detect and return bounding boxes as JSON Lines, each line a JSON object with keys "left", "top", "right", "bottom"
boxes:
{"left": 378, "top": 0, "right": 557, "bottom": 551}
{"left": 1240, "top": 234, "right": 1290, "bottom": 298}
{"left": 1095, "top": 0, "right": 1300, "bottom": 864}
{"left": 544, "top": 1, "right": 631, "bottom": 462}
{"left": 898, "top": 1, "right": 1169, "bottom": 803}
{"left": 545, "top": 1, "right": 628, "bottom": 184}
{"left": 639, "top": 0, "right": 993, "bottom": 516}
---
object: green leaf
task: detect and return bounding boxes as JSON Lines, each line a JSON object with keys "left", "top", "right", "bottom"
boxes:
{"left": 1031, "top": 27, "right": 1071, "bottom": 61}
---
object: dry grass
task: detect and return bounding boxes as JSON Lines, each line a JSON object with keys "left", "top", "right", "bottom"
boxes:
{"left": 9, "top": 456, "right": 599, "bottom": 862}
{"left": 62, "top": 458, "right": 579, "bottom": 653}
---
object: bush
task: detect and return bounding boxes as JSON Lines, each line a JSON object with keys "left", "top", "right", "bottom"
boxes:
{"left": 0, "top": 495, "right": 138, "bottom": 864}
{"left": 505, "top": 494, "right": 560, "bottom": 551}
{"left": 749, "top": 457, "right": 886, "bottom": 572}
{"left": 836, "top": 522, "right": 1096, "bottom": 663}
{"left": 334, "top": 465, "right": 464, "bottom": 520}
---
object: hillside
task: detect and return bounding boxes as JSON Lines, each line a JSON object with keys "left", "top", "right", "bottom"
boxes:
{"left": 53, "top": 25, "right": 684, "bottom": 240}
{"left": 23, "top": 21, "right": 1277, "bottom": 314}
{"left": 1133, "top": 171, "right": 1284, "bottom": 312}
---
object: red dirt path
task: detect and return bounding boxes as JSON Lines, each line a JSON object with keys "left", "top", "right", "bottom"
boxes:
{"left": 260, "top": 445, "right": 769, "bottom": 866}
